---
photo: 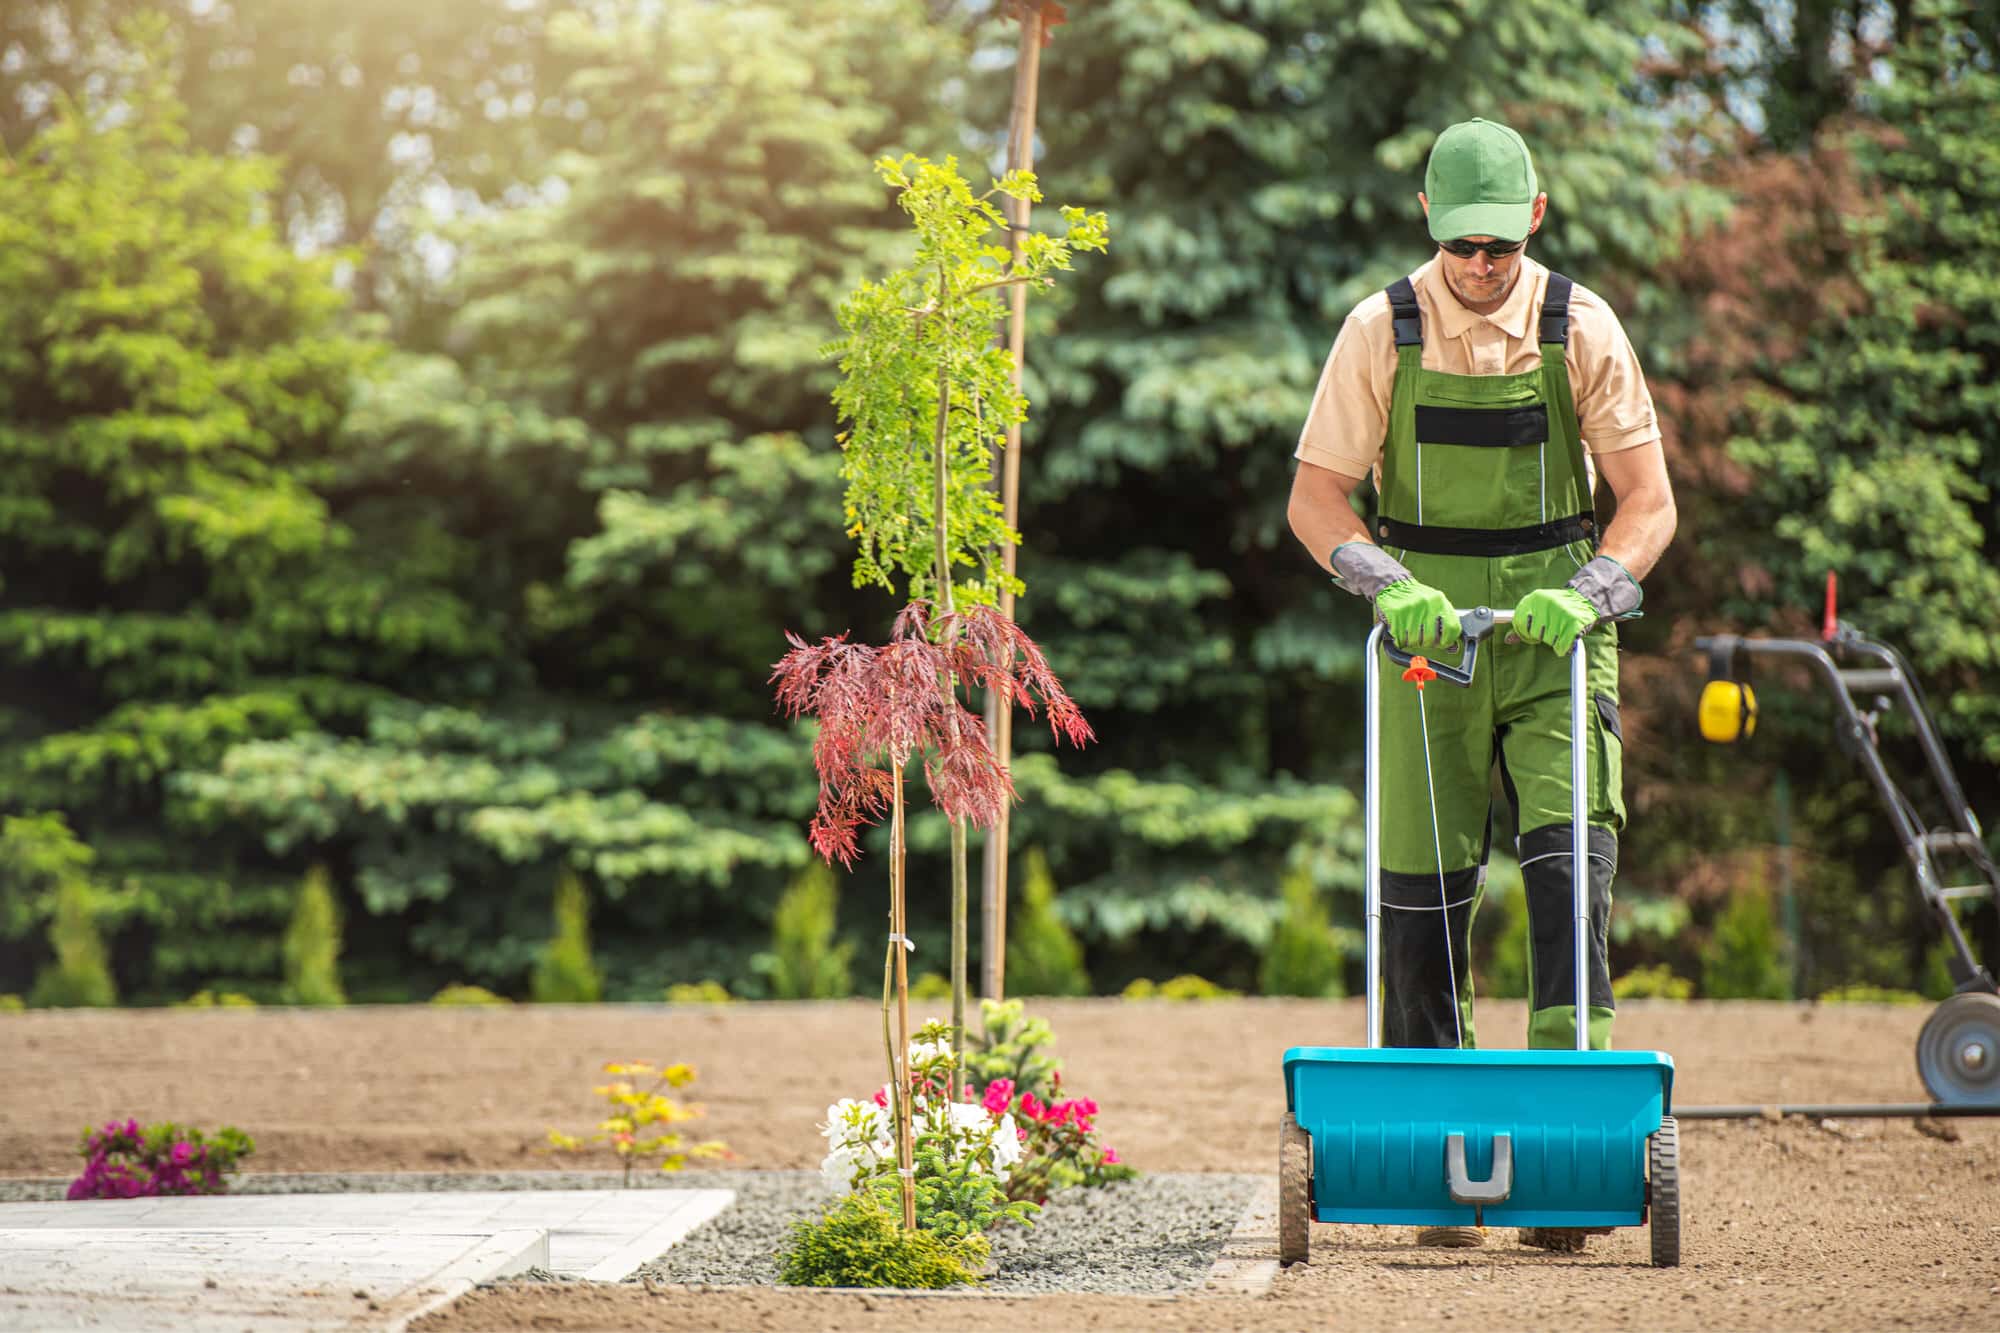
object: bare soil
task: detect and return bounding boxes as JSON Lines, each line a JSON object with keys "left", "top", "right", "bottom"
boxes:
{"left": 4, "top": 998, "right": 1997, "bottom": 1331}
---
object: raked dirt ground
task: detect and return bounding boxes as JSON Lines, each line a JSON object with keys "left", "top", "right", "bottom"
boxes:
{"left": 3, "top": 998, "right": 1996, "bottom": 1331}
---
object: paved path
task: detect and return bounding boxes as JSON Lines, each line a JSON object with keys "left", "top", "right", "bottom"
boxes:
{"left": 0, "top": 1189, "right": 734, "bottom": 1332}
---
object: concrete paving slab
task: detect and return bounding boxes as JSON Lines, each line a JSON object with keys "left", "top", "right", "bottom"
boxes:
{"left": 0, "top": 1189, "right": 736, "bottom": 1332}
{"left": 0, "top": 1225, "right": 546, "bottom": 1332}
{"left": 0, "top": 1189, "right": 734, "bottom": 1280}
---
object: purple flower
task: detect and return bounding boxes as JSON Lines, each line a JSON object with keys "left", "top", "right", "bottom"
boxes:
{"left": 170, "top": 1142, "right": 195, "bottom": 1168}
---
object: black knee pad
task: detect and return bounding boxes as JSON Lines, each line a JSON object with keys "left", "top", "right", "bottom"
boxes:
{"left": 1380, "top": 866, "right": 1482, "bottom": 1048}
{"left": 1517, "top": 824, "right": 1617, "bottom": 1014}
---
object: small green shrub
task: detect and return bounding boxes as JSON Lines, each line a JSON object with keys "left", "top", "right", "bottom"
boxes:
{"left": 664, "top": 980, "right": 735, "bottom": 1004}
{"left": 966, "top": 999, "right": 1062, "bottom": 1102}
{"left": 281, "top": 865, "right": 346, "bottom": 1006}
{"left": 178, "top": 990, "right": 258, "bottom": 1009}
{"left": 1122, "top": 974, "right": 1239, "bottom": 1001}
{"left": 1815, "top": 985, "right": 1925, "bottom": 1005}
{"left": 1702, "top": 891, "right": 1790, "bottom": 1000}
{"left": 431, "top": 984, "right": 512, "bottom": 1006}
{"left": 1259, "top": 862, "right": 1344, "bottom": 998}
{"left": 753, "top": 861, "right": 852, "bottom": 1000}
{"left": 777, "top": 1189, "right": 986, "bottom": 1289}
{"left": 1006, "top": 848, "right": 1091, "bottom": 997}
{"left": 29, "top": 879, "right": 117, "bottom": 1008}
{"left": 531, "top": 870, "right": 602, "bottom": 1004}
{"left": 1612, "top": 964, "right": 1694, "bottom": 1001}
{"left": 908, "top": 971, "right": 952, "bottom": 1000}
{"left": 0, "top": 994, "right": 24, "bottom": 1013}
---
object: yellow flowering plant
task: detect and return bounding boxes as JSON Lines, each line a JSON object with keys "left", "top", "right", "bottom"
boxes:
{"left": 545, "top": 1059, "right": 729, "bottom": 1186}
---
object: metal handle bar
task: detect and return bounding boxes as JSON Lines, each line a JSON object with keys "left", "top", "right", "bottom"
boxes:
{"left": 1366, "top": 621, "right": 1591, "bottom": 1051}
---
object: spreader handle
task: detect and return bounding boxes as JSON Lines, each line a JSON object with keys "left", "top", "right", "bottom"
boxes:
{"left": 1381, "top": 606, "right": 1502, "bottom": 687}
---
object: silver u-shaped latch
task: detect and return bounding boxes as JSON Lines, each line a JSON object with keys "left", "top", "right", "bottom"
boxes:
{"left": 1445, "top": 1132, "right": 1513, "bottom": 1206}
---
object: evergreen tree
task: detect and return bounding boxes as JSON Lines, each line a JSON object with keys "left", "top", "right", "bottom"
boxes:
{"left": 282, "top": 864, "right": 347, "bottom": 1006}
{"left": 0, "top": 19, "right": 381, "bottom": 1000}
{"left": 531, "top": 869, "right": 601, "bottom": 1004}
{"left": 1006, "top": 848, "right": 1090, "bottom": 997}
{"left": 175, "top": 0, "right": 973, "bottom": 999}
{"left": 1638, "top": 2, "right": 2000, "bottom": 989}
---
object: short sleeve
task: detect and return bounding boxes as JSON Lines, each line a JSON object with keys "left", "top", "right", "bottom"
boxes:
{"left": 1566, "top": 291, "right": 1661, "bottom": 455}
{"left": 1294, "top": 308, "right": 1391, "bottom": 478}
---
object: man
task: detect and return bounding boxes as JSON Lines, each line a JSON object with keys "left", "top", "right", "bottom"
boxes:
{"left": 1286, "top": 118, "right": 1677, "bottom": 1252}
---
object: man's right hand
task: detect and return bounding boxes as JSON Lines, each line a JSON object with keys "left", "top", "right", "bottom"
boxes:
{"left": 1376, "top": 579, "right": 1462, "bottom": 652}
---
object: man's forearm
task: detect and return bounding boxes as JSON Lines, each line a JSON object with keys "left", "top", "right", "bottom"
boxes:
{"left": 1287, "top": 465, "right": 1373, "bottom": 575}
{"left": 1595, "top": 481, "right": 1676, "bottom": 582}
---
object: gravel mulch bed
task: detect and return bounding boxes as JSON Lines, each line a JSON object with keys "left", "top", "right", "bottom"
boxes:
{"left": 0, "top": 1169, "right": 1259, "bottom": 1296}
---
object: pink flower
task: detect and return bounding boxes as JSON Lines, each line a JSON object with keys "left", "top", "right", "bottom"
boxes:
{"left": 1019, "top": 1092, "right": 1043, "bottom": 1121}
{"left": 1102, "top": 1147, "right": 1121, "bottom": 1165}
{"left": 980, "top": 1079, "right": 1015, "bottom": 1114}
{"left": 872, "top": 1087, "right": 889, "bottom": 1108}
{"left": 1077, "top": 1098, "right": 1098, "bottom": 1117}
{"left": 170, "top": 1143, "right": 195, "bottom": 1167}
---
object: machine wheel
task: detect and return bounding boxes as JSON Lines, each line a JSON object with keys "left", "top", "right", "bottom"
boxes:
{"left": 1279, "top": 1112, "right": 1312, "bottom": 1266}
{"left": 1648, "top": 1115, "right": 1681, "bottom": 1268}
{"left": 1916, "top": 991, "right": 2000, "bottom": 1106}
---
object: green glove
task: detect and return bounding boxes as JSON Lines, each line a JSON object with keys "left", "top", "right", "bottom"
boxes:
{"left": 1376, "top": 578, "right": 1462, "bottom": 653}
{"left": 1511, "top": 586, "right": 1597, "bottom": 656}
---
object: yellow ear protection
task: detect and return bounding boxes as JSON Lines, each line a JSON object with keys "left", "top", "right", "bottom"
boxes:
{"left": 1697, "top": 636, "right": 1757, "bottom": 744}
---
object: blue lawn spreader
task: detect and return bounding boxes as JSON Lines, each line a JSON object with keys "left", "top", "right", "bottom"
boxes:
{"left": 1279, "top": 610, "right": 1680, "bottom": 1266}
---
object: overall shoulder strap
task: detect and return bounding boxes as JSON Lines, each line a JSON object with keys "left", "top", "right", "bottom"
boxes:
{"left": 1539, "top": 271, "right": 1573, "bottom": 347}
{"left": 1386, "top": 276, "right": 1423, "bottom": 349}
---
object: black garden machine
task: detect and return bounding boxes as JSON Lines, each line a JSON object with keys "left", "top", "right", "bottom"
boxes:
{"left": 1696, "top": 575, "right": 2000, "bottom": 1109}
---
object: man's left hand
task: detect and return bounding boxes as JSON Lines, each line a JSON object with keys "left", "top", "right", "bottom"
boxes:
{"left": 1511, "top": 587, "right": 1596, "bottom": 656}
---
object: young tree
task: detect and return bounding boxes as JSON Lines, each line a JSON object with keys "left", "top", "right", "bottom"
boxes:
{"left": 773, "top": 600, "right": 1091, "bottom": 1227}
{"left": 824, "top": 153, "right": 1105, "bottom": 1102}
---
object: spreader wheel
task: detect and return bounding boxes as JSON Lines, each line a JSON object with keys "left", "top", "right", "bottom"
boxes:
{"left": 1648, "top": 1115, "right": 1681, "bottom": 1268}
{"left": 1279, "top": 1111, "right": 1312, "bottom": 1266}
{"left": 1916, "top": 991, "right": 2000, "bottom": 1107}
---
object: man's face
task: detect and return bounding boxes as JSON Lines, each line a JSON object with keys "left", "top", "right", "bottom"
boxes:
{"left": 1437, "top": 239, "right": 1524, "bottom": 308}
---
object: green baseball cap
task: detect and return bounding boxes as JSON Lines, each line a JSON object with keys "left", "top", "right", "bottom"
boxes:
{"left": 1424, "top": 117, "right": 1538, "bottom": 243}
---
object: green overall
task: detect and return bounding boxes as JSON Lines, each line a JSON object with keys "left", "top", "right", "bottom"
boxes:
{"left": 1373, "top": 272, "right": 1623, "bottom": 1051}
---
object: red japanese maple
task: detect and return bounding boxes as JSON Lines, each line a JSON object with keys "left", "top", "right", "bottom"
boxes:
{"left": 771, "top": 600, "right": 1092, "bottom": 868}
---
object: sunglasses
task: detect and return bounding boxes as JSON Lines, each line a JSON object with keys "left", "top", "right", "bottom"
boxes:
{"left": 1438, "top": 236, "right": 1525, "bottom": 259}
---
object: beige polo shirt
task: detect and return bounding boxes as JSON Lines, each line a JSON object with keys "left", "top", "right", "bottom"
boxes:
{"left": 1294, "top": 256, "right": 1660, "bottom": 480}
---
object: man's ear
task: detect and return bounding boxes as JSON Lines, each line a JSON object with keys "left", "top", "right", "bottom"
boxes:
{"left": 1418, "top": 191, "right": 1430, "bottom": 220}
{"left": 1528, "top": 192, "right": 1548, "bottom": 235}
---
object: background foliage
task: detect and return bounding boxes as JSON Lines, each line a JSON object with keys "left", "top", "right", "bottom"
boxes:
{"left": 0, "top": 0, "right": 1994, "bottom": 1004}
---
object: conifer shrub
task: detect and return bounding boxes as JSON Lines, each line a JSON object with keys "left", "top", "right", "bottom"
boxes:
{"left": 1612, "top": 964, "right": 1695, "bottom": 1000}
{"left": 1006, "top": 848, "right": 1091, "bottom": 997}
{"left": 531, "top": 871, "right": 602, "bottom": 1003}
{"left": 29, "top": 879, "right": 116, "bottom": 1008}
{"left": 908, "top": 971, "right": 952, "bottom": 1001}
{"left": 664, "top": 981, "right": 734, "bottom": 1004}
{"left": 777, "top": 1188, "right": 986, "bottom": 1289}
{"left": 281, "top": 864, "right": 346, "bottom": 1006}
{"left": 1258, "top": 862, "right": 1344, "bottom": 998}
{"left": 753, "top": 861, "right": 852, "bottom": 1000}
{"left": 1702, "top": 891, "right": 1790, "bottom": 999}
{"left": 178, "top": 990, "right": 258, "bottom": 1009}
{"left": 1121, "top": 974, "right": 1238, "bottom": 1000}
{"left": 432, "top": 984, "right": 512, "bottom": 1006}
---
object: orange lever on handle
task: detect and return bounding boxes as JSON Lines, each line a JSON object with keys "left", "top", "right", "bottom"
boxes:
{"left": 1400, "top": 657, "right": 1437, "bottom": 690}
